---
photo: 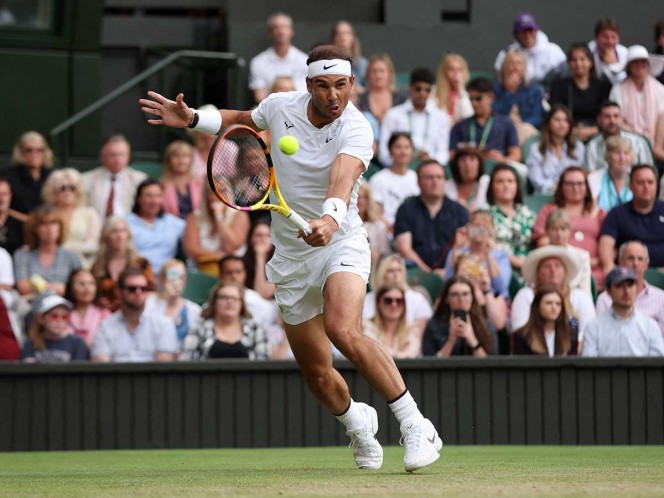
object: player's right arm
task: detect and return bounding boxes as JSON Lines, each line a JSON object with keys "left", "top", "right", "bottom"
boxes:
{"left": 139, "top": 91, "right": 260, "bottom": 132}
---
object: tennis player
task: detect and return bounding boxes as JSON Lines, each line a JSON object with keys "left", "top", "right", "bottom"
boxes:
{"left": 139, "top": 44, "right": 442, "bottom": 472}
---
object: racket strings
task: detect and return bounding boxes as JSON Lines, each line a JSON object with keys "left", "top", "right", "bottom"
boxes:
{"left": 211, "top": 130, "right": 271, "bottom": 207}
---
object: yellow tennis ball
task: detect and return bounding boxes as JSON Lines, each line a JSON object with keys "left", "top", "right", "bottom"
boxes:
{"left": 278, "top": 135, "right": 299, "bottom": 155}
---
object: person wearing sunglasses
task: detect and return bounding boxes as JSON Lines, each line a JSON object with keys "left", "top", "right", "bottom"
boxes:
{"left": 42, "top": 168, "right": 101, "bottom": 269}
{"left": 378, "top": 67, "right": 450, "bottom": 168}
{"left": 362, "top": 283, "right": 422, "bottom": 359}
{"left": 92, "top": 266, "right": 177, "bottom": 362}
{"left": 21, "top": 294, "right": 89, "bottom": 363}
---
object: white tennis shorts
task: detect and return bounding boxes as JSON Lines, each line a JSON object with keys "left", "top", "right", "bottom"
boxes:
{"left": 266, "top": 231, "right": 371, "bottom": 325}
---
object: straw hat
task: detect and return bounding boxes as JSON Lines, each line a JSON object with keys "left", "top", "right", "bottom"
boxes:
{"left": 520, "top": 245, "right": 579, "bottom": 286}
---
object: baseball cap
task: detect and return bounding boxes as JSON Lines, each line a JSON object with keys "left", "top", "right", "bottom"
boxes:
{"left": 37, "top": 294, "right": 73, "bottom": 314}
{"left": 513, "top": 13, "right": 538, "bottom": 32}
{"left": 605, "top": 266, "right": 637, "bottom": 288}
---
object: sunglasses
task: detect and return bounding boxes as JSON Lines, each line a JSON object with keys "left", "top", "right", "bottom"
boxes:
{"left": 381, "top": 296, "right": 404, "bottom": 306}
{"left": 57, "top": 184, "right": 77, "bottom": 192}
{"left": 469, "top": 95, "right": 484, "bottom": 102}
{"left": 123, "top": 285, "right": 149, "bottom": 293}
{"left": 47, "top": 312, "right": 70, "bottom": 322}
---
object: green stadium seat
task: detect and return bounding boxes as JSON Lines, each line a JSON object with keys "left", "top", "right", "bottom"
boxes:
{"left": 183, "top": 271, "right": 218, "bottom": 305}
{"left": 521, "top": 134, "right": 540, "bottom": 163}
{"left": 395, "top": 71, "right": 410, "bottom": 90}
{"left": 469, "top": 70, "right": 496, "bottom": 82}
{"left": 524, "top": 193, "right": 552, "bottom": 213}
{"left": 364, "top": 161, "right": 381, "bottom": 181}
{"left": 644, "top": 268, "right": 664, "bottom": 290}
{"left": 131, "top": 161, "right": 163, "bottom": 180}
{"left": 509, "top": 272, "right": 525, "bottom": 300}
{"left": 406, "top": 268, "right": 445, "bottom": 302}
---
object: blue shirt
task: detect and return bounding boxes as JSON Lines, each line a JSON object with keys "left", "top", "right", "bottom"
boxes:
{"left": 126, "top": 212, "right": 185, "bottom": 273}
{"left": 449, "top": 114, "right": 519, "bottom": 155}
{"left": 492, "top": 83, "right": 545, "bottom": 129}
{"left": 394, "top": 195, "right": 469, "bottom": 268}
{"left": 600, "top": 200, "right": 664, "bottom": 268}
{"left": 582, "top": 309, "right": 664, "bottom": 357}
{"left": 21, "top": 334, "right": 89, "bottom": 362}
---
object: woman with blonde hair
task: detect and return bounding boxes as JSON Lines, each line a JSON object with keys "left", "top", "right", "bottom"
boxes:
{"left": 42, "top": 168, "right": 101, "bottom": 268}
{"left": 587, "top": 135, "right": 633, "bottom": 210}
{"left": 160, "top": 140, "right": 203, "bottom": 219}
{"left": 433, "top": 53, "right": 473, "bottom": 124}
{"left": 362, "top": 283, "right": 422, "bottom": 359}
{"left": 357, "top": 53, "right": 407, "bottom": 126}
{"left": 357, "top": 182, "right": 391, "bottom": 266}
{"left": 6, "top": 131, "right": 54, "bottom": 216}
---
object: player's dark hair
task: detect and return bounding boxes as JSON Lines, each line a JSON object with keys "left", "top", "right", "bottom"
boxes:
{"left": 388, "top": 132, "right": 413, "bottom": 150}
{"left": 306, "top": 45, "right": 352, "bottom": 65}
{"left": 466, "top": 77, "right": 493, "bottom": 94}
{"left": 410, "top": 67, "right": 435, "bottom": 85}
{"left": 132, "top": 179, "right": 165, "bottom": 217}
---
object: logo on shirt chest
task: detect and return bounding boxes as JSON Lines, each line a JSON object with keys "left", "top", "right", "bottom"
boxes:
{"left": 284, "top": 120, "right": 294, "bottom": 130}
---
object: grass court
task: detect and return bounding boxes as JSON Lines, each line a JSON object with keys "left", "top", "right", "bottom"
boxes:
{"left": 1, "top": 445, "right": 663, "bottom": 497}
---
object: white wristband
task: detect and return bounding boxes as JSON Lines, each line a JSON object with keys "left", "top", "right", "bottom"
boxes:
{"left": 191, "top": 109, "right": 222, "bottom": 134}
{"left": 322, "top": 197, "right": 347, "bottom": 227}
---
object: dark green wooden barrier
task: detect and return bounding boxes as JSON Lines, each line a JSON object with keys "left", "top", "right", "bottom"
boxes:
{"left": 0, "top": 358, "right": 662, "bottom": 451}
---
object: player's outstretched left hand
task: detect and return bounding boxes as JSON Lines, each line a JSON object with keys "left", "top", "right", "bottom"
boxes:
{"left": 299, "top": 218, "right": 338, "bottom": 247}
{"left": 139, "top": 91, "right": 194, "bottom": 129}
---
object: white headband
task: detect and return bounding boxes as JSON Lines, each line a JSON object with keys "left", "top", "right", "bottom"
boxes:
{"left": 307, "top": 59, "right": 352, "bottom": 79}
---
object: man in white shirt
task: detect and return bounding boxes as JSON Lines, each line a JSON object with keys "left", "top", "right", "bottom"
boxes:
{"left": 379, "top": 68, "right": 450, "bottom": 168}
{"left": 588, "top": 19, "right": 629, "bottom": 85}
{"left": 583, "top": 266, "right": 664, "bottom": 357}
{"left": 248, "top": 12, "right": 308, "bottom": 104}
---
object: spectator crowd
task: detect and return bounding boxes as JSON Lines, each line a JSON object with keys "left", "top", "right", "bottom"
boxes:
{"left": 2, "top": 12, "right": 664, "bottom": 364}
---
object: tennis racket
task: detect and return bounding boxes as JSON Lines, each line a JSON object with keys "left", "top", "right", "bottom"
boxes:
{"left": 207, "top": 125, "right": 313, "bottom": 236}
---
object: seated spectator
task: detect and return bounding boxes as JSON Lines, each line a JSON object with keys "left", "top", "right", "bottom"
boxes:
{"left": 147, "top": 259, "right": 201, "bottom": 344}
{"left": 357, "top": 54, "right": 407, "bottom": 132}
{"left": 493, "top": 13, "right": 566, "bottom": 88}
{"left": 596, "top": 241, "right": 664, "bottom": 335}
{"left": 363, "top": 254, "right": 433, "bottom": 336}
{"left": 527, "top": 105, "right": 586, "bottom": 194}
{"left": 219, "top": 255, "right": 278, "bottom": 330}
{"left": 599, "top": 165, "right": 664, "bottom": 272}
{"left": 362, "top": 283, "right": 422, "bottom": 359}
{"left": 511, "top": 246, "right": 596, "bottom": 339}
{"left": 585, "top": 101, "right": 654, "bottom": 171}
{"left": 422, "top": 276, "right": 497, "bottom": 357}
{"left": 485, "top": 164, "right": 536, "bottom": 270}
{"left": 588, "top": 135, "right": 633, "bottom": 211}
{"left": 81, "top": 135, "right": 147, "bottom": 219}
{"left": 248, "top": 12, "right": 308, "bottom": 104}
{"left": 357, "top": 182, "right": 391, "bottom": 267}
{"left": 449, "top": 77, "right": 521, "bottom": 164}
{"left": 0, "top": 176, "right": 24, "bottom": 254}
{"left": 453, "top": 252, "right": 509, "bottom": 331}
{"left": 369, "top": 132, "right": 420, "bottom": 228}
{"left": 493, "top": 49, "right": 544, "bottom": 143}
{"left": 656, "top": 20, "right": 664, "bottom": 85}
{"left": 242, "top": 221, "right": 276, "bottom": 300}
{"left": 180, "top": 281, "right": 269, "bottom": 360}
{"left": 543, "top": 210, "right": 592, "bottom": 293}
{"left": 583, "top": 266, "right": 664, "bottom": 357}
{"left": 331, "top": 20, "right": 368, "bottom": 91}
{"left": 432, "top": 53, "right": 473, "bottom": 124}
{"left": 160, "top": 140, "right": 203, "bottom": 220}
{"left": 92, "top": 267, "right": 177, "bottom": 362}
{"left": 0, "top": 288, "right": 29, "bottom": 360}
{"left": 608, "top": 45, "right": 664, "bottom": 141}
{"left": 588, "top": 19, "right": 628, "bottom": 85}
{"left": 42, "top": 168, "right": 101, "bottom": 269}
{"left": 533, "top": 167, "right": 607, "bottom": 284}
{"left": 258, "top": 77, "right": 297, "bottom": 148}
{"left": 655, "top": 113, "right": 664, "bottom": 180}
{"left": 379, "top": 67, "right": 450, "bottom": 167}
{"left": 394, "top": 160, "right": 469, "bottom": 272}
{"left": 444, "top": 147, "right": 489, "bottom": 212}
{"left": 183, "top": 183, "right": 250, "bottom": 275}
{"left": 14, "top": 206, "right": 82, "bottom": 299}
{"left": 512, "top": 287, "right": 578, "bottom": 356}
{"left": 64, "top": 269, "right": 110, "bottom": 349}
{"left": 22, "top": 294, "right": 89, "bottom": 362}
{"left": 186, "top": 104, "right": 218, "bottom": 178}
{"left": 91, "top": 216, "right": 155, "bottom": 312}
{"left": 445, "top": 210, "right": 511, "bottom": 299}
{"left": 125, "top": 179, "right": 185, "bottom": 274}
{"left": 5, "top": 131, "right": 53, "bottom": 216}
{"left": 548, "top": 43, "right": 611, "bottom": 142}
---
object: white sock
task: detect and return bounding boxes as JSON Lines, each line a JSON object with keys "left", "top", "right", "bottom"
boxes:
{"left": 336, "top": 399, "right": 365, "bottom": 432}
{"left": 389, "top": 390, "right": 424, "bottom": 427}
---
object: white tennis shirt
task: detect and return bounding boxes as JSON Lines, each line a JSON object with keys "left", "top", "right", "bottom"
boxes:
{"left": 251, "top": 91, "right": 374, "bottom": 258}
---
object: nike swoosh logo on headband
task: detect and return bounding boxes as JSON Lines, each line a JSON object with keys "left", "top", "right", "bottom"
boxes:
{"left": 323, "top": 64, "right": 338, "bottom": 70}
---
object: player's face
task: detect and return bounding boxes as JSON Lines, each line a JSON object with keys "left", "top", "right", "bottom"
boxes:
{"left": 538, "top": 292, "right": 563, "bottom": 323}
{"left": 630, "top": 169, "right": 657, "bottom": 203}
{"left": 620, "top": 243, "right": 648, "bottom": 279}
{"left": 307, "top": 75, "right": 355, "bottom": 125}
{"left": 608, "top": 280, "right": 637, "bottom": 308}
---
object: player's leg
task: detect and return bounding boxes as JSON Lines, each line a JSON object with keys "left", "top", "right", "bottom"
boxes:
{"left": 285, "top": 316, "right": 383, "bottom": 469}
{"left": 323, "top": 271, "right": 443, "bottom": 472}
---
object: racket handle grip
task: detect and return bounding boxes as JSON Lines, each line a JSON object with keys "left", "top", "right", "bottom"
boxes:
{"left": 288, "top": 210, "right": 313, "bottom": 237}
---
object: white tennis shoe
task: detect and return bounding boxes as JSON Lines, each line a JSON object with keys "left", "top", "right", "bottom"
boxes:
{"left": 346, "top": 403, "right": 383, "bottom": 470}
{"left": 400, "top": 418, "right": 443, "bottom": 472}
